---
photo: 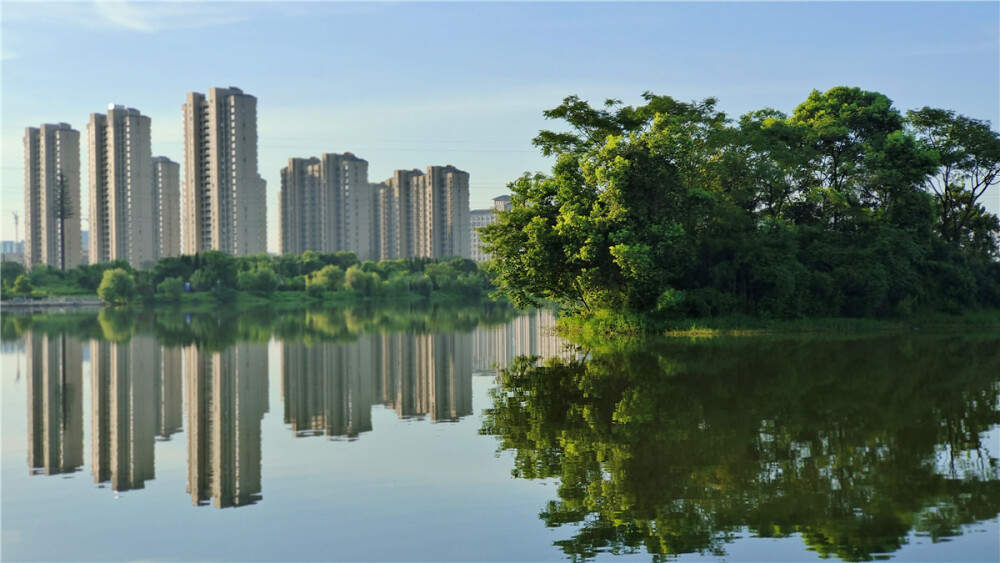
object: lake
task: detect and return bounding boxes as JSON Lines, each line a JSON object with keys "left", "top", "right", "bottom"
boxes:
{"left": 1, "top": 304, "right": 998, "bottom": 562}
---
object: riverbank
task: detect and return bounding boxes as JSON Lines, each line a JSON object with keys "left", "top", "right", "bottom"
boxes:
{"left": 2, "top": 296, "right": 104, "bottom": 312}
{"left": 556, "top": 308, "right": 1000, "bottom": 340}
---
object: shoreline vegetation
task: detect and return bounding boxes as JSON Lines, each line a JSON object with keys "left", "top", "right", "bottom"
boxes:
{"left": 555, "top": 308, "right": 1000, "bottom": 341}
{"left": 1, "top": 251, "right": 496, "bottom": 310}
{"left": 480, "top": 87, "right": 1000, "bottom": 336}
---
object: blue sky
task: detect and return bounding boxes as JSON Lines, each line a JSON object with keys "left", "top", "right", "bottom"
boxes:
{"left": 2, "top": 1, "right": 998, "bottom": 253}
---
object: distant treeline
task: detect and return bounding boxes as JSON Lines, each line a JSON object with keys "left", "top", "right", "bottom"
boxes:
{"left": 1, "top": 251, "right": 491, "bottom": 305}
{"left": 482, "top": 87, "right": 1000, "bottom": 329}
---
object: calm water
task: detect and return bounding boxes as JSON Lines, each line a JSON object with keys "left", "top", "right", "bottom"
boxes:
{"left": 1, "top": 304, "right": 997, "bottom": 562}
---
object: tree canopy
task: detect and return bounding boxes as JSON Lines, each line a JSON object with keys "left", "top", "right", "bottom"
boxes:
{"left": 481, "top": 87, "right": 1000, "bottom": 321}
{"left": 97, "top": 268, "right": 136, "bottom": 305}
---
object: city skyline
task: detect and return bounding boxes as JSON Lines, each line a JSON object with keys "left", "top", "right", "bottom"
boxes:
{"left": 2, "top": 2, "right": 998, "bottom": 253}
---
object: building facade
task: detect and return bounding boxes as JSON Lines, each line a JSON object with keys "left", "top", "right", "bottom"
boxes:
{"left": 279, "top": 153, "right": 473, "bottom": 261}
{"left": 182, "top": 87, "right": 266, "bottom": 256}
{"left": 279, "top": 152, "right": 374, "bottom": 259}
{"left": 469, "top": 209, "right": 493, "bottom": 263}
{"left": 88, "top": 106, "right": 155, "bottom": 268}
{"left": 24, "top": 123, "right": 81, "bottom": 270}
{"left": 413, "top": 165, "right": 470, "bottom": 259}
{"left": 374, "top": 169, "right": 423, "bottom": 261}
{"left": 153, "top": 156, "right": 181, "bottom": 259}
{"left": 469, "top": 194, "right": 512, "bottom": 263}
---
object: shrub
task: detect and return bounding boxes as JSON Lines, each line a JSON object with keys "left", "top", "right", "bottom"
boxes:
{"left": 97, "top": 269, "right": 136, "bottom": 305}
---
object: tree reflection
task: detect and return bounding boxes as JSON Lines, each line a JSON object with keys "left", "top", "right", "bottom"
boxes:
{"left": 482, "top": 335, "right": 1000, "bottom": 562}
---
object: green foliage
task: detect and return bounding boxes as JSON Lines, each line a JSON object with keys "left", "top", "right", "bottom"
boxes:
{"left": 237, "top": 266, "right": 279, "bottom": 295}
{"left": 907, "top": 106, "right": 1000, "bottom": 256}
{"left": 306, "top": 264, "right": 345, "bottom": 295}
{"left": 12, "top": 274, "right": 33, "bottom": 295}
{"left": 345, "top": 265, "right": 378, "bottom": 296}
{"left": 97, "top": 268, "right": 136, "bottom": 305}
{"left": 1, "top": 261, "right": 26, "bottom": 294}
{"left": 483, "top": 87, "right": 1000, "bottom": 326}
{"left": 156, "top": 276, "right": 185, "bottom": 303}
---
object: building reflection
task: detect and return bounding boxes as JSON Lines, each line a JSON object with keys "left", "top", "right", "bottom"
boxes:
{"left": 282, "top": 335, "right": 375, "bottom": 438}
{"left": 470, "top": 308, "right": 569, "bottom": 374}
{"left": 185, "top": 343, "right": 269, "bottom": 508}
{"left": 378, "top": 332, "right": 472, "bottom": 422}
{"left": 26, "top": 332, "right": 83, "bottom": 475}
{"left": 282, "top": 331, "right": 474, "bottom": 439}
{"left": 90, "top": 336, "right": 158, "bottom": 491}
{"left": 158, "top": 347, "right": 183, "bottom": 440}
{"left": 20, "top": 309, "right": 565, "bottom": 505}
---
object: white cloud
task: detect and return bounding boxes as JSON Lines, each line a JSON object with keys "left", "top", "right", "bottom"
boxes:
{"left": 92, "top": 1, "right": 250, "bottom": 33}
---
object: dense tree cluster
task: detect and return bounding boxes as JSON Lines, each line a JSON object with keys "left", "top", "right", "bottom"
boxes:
{"left": 481, "top": 87, "right": 1000, "bottom": 320}
{"left": 1, "top": 251, "right": 490, "bottom": 304}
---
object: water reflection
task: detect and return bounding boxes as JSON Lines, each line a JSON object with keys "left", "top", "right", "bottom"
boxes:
{"left": 91, "top": 336, "right": 158, "bottom": 490}
{"left": 282, "top": 333, "right": 474, "bottom": 439}
{"left": 11, "top": 305, "right": 564, "bottom": 508}
{"left": 27, "top": 332, "right": 83, "bottom": 475}
{"left": 185, "top": 343, "right": 268, "bottom": 508}
{"left": 482, "top": 335, "right": 1000, "bottom": 562}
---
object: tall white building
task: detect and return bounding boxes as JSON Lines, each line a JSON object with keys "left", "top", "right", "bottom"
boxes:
{"left": 182, "top": 87, "right": 266, "bottom": 256}
{"left": 278, "top": 152, "right": 373, "bottom": 259}
{"left": 469, "top": 209, "right": 494, "bottom": 263}
{"left": 413, "top": 165, "right": 470, "bottom": 259}
{"left": 88, "top": 106, "right": 155, "bottom": 268}
{"left": 152, "top": 157, "right": 181, "bottom": 259}
{"left": 24, "top": 123, "right": 81, "bottom": 270}
{"left": 470, "top": 194, "right": 512, "bottom": 263}
{"left": 379, "top": 168, "right": 422, "bottom": 260}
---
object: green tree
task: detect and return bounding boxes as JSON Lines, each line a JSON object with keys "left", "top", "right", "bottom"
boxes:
{"left": 237, "top": 266, "right": 279, "bottom": 295}
{"left": 306, "top": 264, "right": 345, "bottom": 295}
{"left": 156, "top": 276, "right": 185, "bottom": 303}
{"left": 1, "top": 261, "right": 26, "bottom": 294}
{"left": 53, "top": 172, "right": 75, "bottom": 270}
{"left": 190, "top": 250, "right": 237, "bottom": 291}
{"left": 907, "top": 107, "right": 1000, "bottom": 256}
{"left": 482, "top": 93, "right": 726, "bottom": 313}
{"left": 777, "top": 86, "right": 935, "bottom": 227}
{"left": 345, "top": 265, "right": 378, "bottom": 296}
{"left": 97, "top": 268, "right": 136, "bottom": 305}
{"left": 12, "top": 275, "right": 33, "bottom": 296}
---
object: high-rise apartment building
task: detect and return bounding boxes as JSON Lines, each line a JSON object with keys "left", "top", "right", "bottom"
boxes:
{"left": 278, "top": 152, "right": 373, "bottom": 259}
{"left": 88, "top": 106, "right": 155, "bottom": 268}
{"left": 469, "top": 195, "right": 513, "bottom": 263}
{"left": 182, "top": 87, "right": 266, "bottom": 256}
{"left": 376, "top": 168, "right": 422, "bottom": 260}
{"left": 279, "top": 154, "right": 471, "bottom": 261}
{"left": 153, "top": 156, "right": 181, "bottom": 259}
{"left": 24, "top": 123, "right": 81, "bottom": 270}
{"left": 413, "top": 165, "right": 470, "bottom": 259}
{"left": 469, "top": 209, "right": 494, "bottom": 263}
